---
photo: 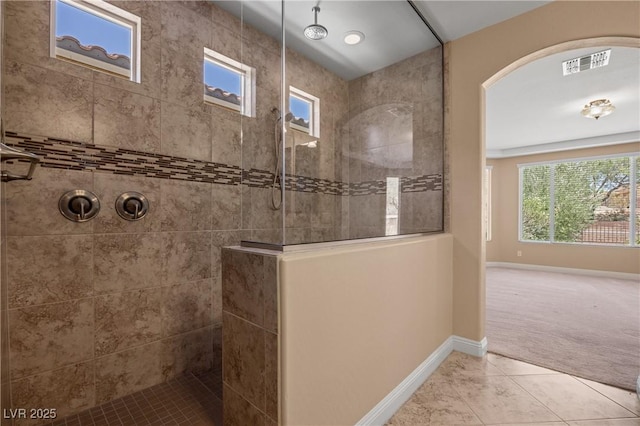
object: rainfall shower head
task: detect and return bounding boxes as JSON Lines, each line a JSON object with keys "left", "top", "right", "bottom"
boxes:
{"left": 304, "top": 6, "right": 328, "bottom": 40}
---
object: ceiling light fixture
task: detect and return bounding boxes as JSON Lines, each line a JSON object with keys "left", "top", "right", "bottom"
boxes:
{"left": 581, "top": 99, "right": 616, "bottom": 120}
{"left": 304, "top": 6, "right": 328, "bottom": 41}
{"left": 344, "top": 31, "right": 364, "bottom": 45}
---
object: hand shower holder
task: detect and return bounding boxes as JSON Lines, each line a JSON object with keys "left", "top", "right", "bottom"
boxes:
{"left": 0, "top": 142, "right": 40, "bottom": 182}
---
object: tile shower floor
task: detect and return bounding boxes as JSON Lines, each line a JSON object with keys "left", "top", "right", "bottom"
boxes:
{"left": 388, "top": 352, "right": 640, "bottom": 425}
{"left": 47, "top": 370, "right": 222, "bottom": 426}
{"left": 46, "top": 352, "right": 640, "bottom": 426}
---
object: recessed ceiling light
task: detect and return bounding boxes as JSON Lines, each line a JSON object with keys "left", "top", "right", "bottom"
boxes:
{"left": 344, "top": 31, "right": 364, "bottom": 45}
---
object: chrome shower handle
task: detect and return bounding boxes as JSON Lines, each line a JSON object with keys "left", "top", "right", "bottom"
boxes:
{"left": 0, "top": 142, "right": 40, "bottom": 182}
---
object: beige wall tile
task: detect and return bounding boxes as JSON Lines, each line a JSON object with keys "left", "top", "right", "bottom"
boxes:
{"left": 162, "top": 231, "right": 212, "bottom": 285}
{"left": 95, "top": 342, "right": 162, "bottom": 404}
{"left": 94, "top": 84, "right": 161, "bottom": 152}
{"left": 212, "top": 230, "right": 251, "bottom": 325}
{"left": 265, "top": 331, "right": 278, "bottom": 422}
{"left": 11, "top": 362, "right": 95, "bottom": 425}
{"left": 263, "top": 256, "right": 278, "bottom": 334}
{"left": 222, "top": 249, "right": 265, "bottom": 326}
{"left": 223, "top": 312, "right": 265, "bottom": 411}
{"left": 160, "top": 326, "right": 213, "bottom": 380}
{"left": 251, "top": 228, "right": 283, "bottom": 246}
{"left": 211, "top": 184, "right": 241, "bottom": 230}
{"left": 223, "top": 384, "right": 265, "bottom": 426}
{"left": 93, "top": 233, "right": 163, "bottom": 294}
{"left": 161, "top": 2, "right": 211, "bottom": 47}
{"left": 160, "top": 40, "right": 204, "bottom": 110}
{"left": 211, "top": 113, "right": 242, "bottom": 166}
{"left": 8, "top": 235, "right": 93, "bottom": 308}
{"left": 95, "top": 289, "right": 163, "bottom": 356}
{"left": 92, "top": 173, "right": 161, "bottom": 234}
{"left": 411, "top": 191, "right": 443, "bottom": 231}
{"left": 212, "top": 325, "right": 222, "bottom": 373}
{"left": 161, "top": 279, "right": 213, "bottom": 336}
{"left": 209, "top": 22, "right": 242, "bottom": 64}
{"left": 4, "top": 61, "right": 93, "bottom": 142}
{"left": 9, "top": 299, "right": 94, "bottom": 378}
{"left": 4, "top": 1, "right": 93, "bottom": 80}
{"left": 96, "top": 1, "right": 162, "bottom": 97}
{"left": 161, "top": 102, "right": 213, "bottom": 161}
{"left": 159, "top": 180, "right": 212, "bottom": 231}
{"left": 250, "top": 188, "right": 281, "bottom": 231}
{"left": 5, "top": 168, "right": 94, "bottom": 236}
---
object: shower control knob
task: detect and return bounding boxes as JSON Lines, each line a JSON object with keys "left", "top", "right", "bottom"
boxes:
{"left": 59, "top": 190, "right": 100, "bottom": 222}
{"left": 124, "top": 198, "right": 142, "bottom": 215}
{"left": 115, "top": 192, "right": 149, "bottom": 221}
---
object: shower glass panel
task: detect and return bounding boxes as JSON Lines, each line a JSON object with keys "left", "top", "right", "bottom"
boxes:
{"left": 284, "top": 1, "right": 443, "bottom": 245}
{"left": 220, "top": 0, "right": 443, "bottom": 247}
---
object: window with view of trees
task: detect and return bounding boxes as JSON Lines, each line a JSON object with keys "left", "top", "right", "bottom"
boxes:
{"left": 519, "top": 154, "right": 639, "bottom": 246}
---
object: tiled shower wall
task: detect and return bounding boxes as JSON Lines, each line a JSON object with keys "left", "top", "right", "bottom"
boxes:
{"left": 1, "top": 0, "right": 444, "bottom": 422}
{"left": 0, "top": 0, "right": 346, "bottom": 422}
{"left": 1, "top": 1, "right": 12, "bottom": 424}
{"left": 345, "top": 47, "right": 444, "bottom": 239}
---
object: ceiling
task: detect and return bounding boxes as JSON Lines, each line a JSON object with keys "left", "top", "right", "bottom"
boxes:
{"left": 214, "top": 1, "right": 441, "bottom": 80}
{"left": 212, "top": 1, "right": 640, "bottom": 157}
{"left": 486, "top": 46, "right": 640, "bottom": 158}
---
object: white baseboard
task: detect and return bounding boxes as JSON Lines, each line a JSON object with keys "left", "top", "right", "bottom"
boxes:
{"left": 356, "top": 335, "right": 487, "bottom": 425}
{"left": 487, "top": 262, "right": 640, "bottom": 281}
{"left": 453, "top": 335, "right": 488, "bottom": 357}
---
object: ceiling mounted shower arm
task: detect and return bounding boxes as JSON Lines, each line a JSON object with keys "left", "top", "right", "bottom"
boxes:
{"left": 304, "top": 6, "right": 328, "bottom": 40}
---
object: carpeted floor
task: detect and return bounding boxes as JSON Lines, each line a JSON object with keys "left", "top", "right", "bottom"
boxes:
{"left": 486, "top": 266, "right": 640, "bottom": 391}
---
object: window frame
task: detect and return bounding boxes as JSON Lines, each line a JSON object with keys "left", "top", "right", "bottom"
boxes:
{"left": 203, "top": 47, "right": 255, "bottom": 118}
{"left": 50, "top": 0, "right": 141, "bottom": 82}
{"left": 289, "top": 86, "right": 320, "bottom": 138}
{"left": 518, "top": 152, "right": 640, "bottom": 247}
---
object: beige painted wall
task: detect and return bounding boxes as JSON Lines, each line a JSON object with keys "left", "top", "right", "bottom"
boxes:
{"left": 279, "top": 234, "right": 453, "bottom": 425}
{"left": 448, "top": 1, "right": 640, "bottom": 341}
{"left": 487, "top": 142, "right": 640, "bottom": 274}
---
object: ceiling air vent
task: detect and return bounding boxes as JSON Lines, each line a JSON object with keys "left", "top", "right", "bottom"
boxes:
{"left": 562, "top": 49, "right": 611, "bottom": 76}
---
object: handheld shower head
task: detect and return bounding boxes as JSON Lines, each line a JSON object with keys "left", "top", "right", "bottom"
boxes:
{"left": 272, "top": 108, "right": 294, "bottom": 123}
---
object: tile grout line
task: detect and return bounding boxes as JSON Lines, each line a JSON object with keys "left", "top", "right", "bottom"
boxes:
{"left": 504, "top": 374, "right": 566, "bottom": 423}
{"left": 445, "top": 373, "right": 489, "bottom": 426}
{"left": 572, "top": 376, "right": 640, "bottom": 418}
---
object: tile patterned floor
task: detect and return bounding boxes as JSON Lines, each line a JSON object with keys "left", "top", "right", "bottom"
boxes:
{"left": 39, "top": 351, "right": 640, "bottom": 426}
{"left": 46, "top": 372, "right": 222, "bottom": 426}
{"left": 388, "top": 351, "right": 640, "bottom": 425}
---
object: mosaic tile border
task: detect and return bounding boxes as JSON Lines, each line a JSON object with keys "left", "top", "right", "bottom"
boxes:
{"left": 4, "top": 132, "right": 442, "bottom": 196}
